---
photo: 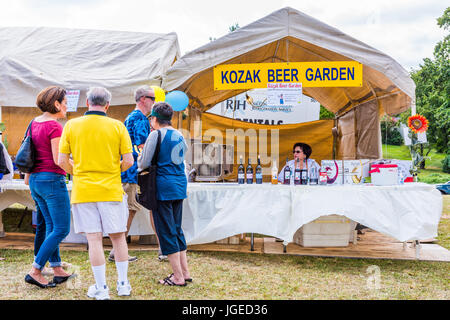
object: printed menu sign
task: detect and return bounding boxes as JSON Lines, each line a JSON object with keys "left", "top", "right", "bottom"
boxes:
{"left": 66, "top": 90, "right": 80, "bottom": 112}
{"left": 267, "top": 83, "right": 302, "bottom": 106}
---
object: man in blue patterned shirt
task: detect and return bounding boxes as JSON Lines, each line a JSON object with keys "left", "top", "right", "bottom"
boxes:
{"left": 109, "top": 85, "right": 155, "bottom": 263}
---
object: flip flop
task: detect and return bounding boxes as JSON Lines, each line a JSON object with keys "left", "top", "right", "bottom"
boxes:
{"left": 159, "top": 276, "right": 187, "bottom": 287}
{"left": 168, "top": 273, "right": 193, "bottom": 282}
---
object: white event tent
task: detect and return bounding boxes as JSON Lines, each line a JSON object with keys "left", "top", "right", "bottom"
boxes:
{"left": 0, "top": 26, "right": 180, "bottom": 154}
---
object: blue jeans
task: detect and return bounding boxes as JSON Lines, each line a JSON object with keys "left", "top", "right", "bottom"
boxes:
{"left": 29, "top": 172, "right": 70, "bottom": 270}
{"left": 33, "top": 204, "right": 62, "bottom": 267}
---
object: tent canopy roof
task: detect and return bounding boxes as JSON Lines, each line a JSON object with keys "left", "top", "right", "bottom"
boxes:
{"left": 0, "top": 26, "right": 180, "bottom": 107}
{"left": 162, "top": 7, "right": 415, "bottom": 116}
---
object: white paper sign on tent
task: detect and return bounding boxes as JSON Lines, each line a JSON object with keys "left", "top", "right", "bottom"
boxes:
{"left": 267, "top": 83, "right": 302, "bottom": 106}
{"left": 417, "top": 131, "right": 427, "bottom": 143}
{"left": 403, "top": 127, "right": 412, "bottom": 146}
{"left": 66, "top": 90, "right": 80, "bottom": 112}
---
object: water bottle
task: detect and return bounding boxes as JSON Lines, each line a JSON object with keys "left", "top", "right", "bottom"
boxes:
{"left": 309, "top": 167, "right": 318, "bottom": 185}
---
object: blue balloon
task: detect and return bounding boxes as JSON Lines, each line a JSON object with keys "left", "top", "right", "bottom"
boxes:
{"left": 165, "top": 90, "right": 189, "bottom": 111}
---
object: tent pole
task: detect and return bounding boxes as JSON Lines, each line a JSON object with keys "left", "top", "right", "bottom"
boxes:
{"left": 333, "top": 116, "right": 338, "bottom": 160}
{"left": 178, "top": 111, "right": 182, "bottom": 130}
{"left": 286, "top": 39, "right": 289, "bottom": 63}
{"left": 411, "top": 102, "right": 416, "bottom": 115}
{"left": 272, "top": 40, "right": 281, "bottom": 62}
{"left": 364, "top": 80, "right": 383, "bottom": 159}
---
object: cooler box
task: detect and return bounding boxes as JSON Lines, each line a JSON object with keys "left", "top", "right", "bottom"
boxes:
{"left": 369, "top": 164, "right": 398, "bottom": 186}
{"left": 293, "top": 215, "right": 352, "bottom": 247}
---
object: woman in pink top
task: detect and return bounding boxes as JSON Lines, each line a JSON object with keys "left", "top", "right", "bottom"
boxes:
{"left": 24, "top": 86, "right": 73, "bottom": 289}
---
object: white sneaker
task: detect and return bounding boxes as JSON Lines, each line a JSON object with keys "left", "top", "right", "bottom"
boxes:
{"left": 117, "top": 280, "right": 132, "bottom": 296}
{"left": 87, "top": 284, "right": 110, "bottom": 300}
{"left": 158, "top": 254, "right": 168, "bottom": 261}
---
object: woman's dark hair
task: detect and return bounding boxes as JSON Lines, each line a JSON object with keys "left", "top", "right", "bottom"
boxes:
{"left": 153, "top": 102, "right": 173, "bottom": 126}
{"left": 36, "top": 86, "right": 66, "bottom": 114}
{"left": 293, "top": 142, "right": 312, "bottom": 159}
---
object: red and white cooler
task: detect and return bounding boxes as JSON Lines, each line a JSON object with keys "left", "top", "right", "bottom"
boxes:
{"left": 369, "top": 164, "right": 399, "bottom": 186}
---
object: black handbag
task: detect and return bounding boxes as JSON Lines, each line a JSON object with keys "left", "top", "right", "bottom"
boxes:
{"left": 15, "top": 119, "right": 36, "bottom": 173}
{"left": 136, "top": 130, "right": 161, "bottom": 211}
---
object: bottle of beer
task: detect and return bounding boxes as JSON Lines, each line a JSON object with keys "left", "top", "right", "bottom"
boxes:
{"left": 283, "top": 157, "right": 291, "bottom": 185}
{"left": 255, "top": 155, "right": 263, "bottom": 184}
{"left": 271, "top": 159, "right": 278, "bottom": 184}
{"left": 301, "top": 160, "right": 308, "bottom": 185}
{"left": 294, "top": 158, "right": 301, "bottom": 185}
{"left": 246, "top": 157, "right": 253, "bottom": 184}
{"left": 238, "top": 155, "right": 245, "bottom": 184}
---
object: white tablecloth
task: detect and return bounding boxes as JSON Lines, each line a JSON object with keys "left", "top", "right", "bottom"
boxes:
{"left": 183, "top": 183, "right": 442, "bottom": 244}
{"left": 0, "top": 180, "right": 154, "bottom": 243}
{"left": 0, "top": 180, "right": 443, "bottom": 244}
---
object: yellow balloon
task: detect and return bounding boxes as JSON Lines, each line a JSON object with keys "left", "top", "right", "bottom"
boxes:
{"left": 150, "top": 85, "right": 165, "bottom": 103}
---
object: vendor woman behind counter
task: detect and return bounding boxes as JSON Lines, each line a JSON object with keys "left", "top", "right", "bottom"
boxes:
{"left": 278, "top": 142, "right": 320, "bottom": 183}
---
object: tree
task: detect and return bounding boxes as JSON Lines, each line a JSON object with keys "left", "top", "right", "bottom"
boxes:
{"left": 210, "top": 23, "right": 240, "bottom": 41}
{"left": 380, "top": 115, "right": 403, "bottom": 146}
{"left": 319, "top": 105, "right": 334, "bottom": 120}
{"left": 407, "top": 7, "right": 450, "bottom": 154}
{"left": 228, "top": 23, "right": 240, "bottom": 33}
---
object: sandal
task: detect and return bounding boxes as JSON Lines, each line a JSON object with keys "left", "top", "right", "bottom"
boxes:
{"left": 159, "top": 276, "right": 187, "bottom": 287}
{"left": 168, "top": 273, "right": 193, "bottom": 282}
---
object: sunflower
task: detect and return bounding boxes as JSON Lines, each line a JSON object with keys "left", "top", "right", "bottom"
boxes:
{"left": 408, "top": 114, "right": 429, "bottom": 133}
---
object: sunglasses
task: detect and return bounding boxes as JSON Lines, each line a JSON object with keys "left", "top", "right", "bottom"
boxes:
{"left": 293, "top": 150, "right": 303, "bottom": 154}
{"left": 144, "top": 96, "right": 156, "bottom": 101}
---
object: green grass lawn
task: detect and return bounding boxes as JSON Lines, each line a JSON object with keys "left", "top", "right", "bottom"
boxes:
{"left": 0, "top": 248, "right": 449, "bottom": 300}
{"left": 382, "top": 144, "right": 449, "bottom": 184}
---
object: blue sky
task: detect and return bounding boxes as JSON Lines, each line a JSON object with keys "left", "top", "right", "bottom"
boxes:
{"left": 0, "top": 0, "right": 447, "bottom": 71}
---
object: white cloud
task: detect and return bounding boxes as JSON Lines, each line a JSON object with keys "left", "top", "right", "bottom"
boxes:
{"left": 0, "top": 0, "right": 447, "bottom": 70}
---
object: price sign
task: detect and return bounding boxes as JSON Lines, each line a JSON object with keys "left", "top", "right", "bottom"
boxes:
{"left": 66, "top": 90, "right": 80, "bottom": 112}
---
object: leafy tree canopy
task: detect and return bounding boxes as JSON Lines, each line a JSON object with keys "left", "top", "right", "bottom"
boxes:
{"left": 404, "top": 7, "right": 450, "bottom": 154}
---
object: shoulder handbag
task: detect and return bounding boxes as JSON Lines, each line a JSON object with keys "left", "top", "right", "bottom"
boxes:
{"left": 15, "top": 119, "right": 36, "bottom": 173}
{"left": 136, "top": 130, "right": 161, "bottom": 211}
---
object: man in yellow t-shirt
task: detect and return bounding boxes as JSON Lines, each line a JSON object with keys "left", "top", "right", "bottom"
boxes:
{"left": 58, "top": 87, "right": 134, "bottom": 300}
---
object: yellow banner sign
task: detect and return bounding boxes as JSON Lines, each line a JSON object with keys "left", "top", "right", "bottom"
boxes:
{"left": 214, "top": 61, "right": 363, "bottom": 90}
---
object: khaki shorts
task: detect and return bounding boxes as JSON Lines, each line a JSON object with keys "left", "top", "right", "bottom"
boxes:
{"left": 122, "top": 183, "right": 143, "bottom": 211}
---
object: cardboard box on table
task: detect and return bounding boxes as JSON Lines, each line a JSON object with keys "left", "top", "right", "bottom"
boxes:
{"left": 320, "top": 160, "right": 344, "bottom": 185}
{"left": 386, "top": 159, "right": 413, "bottom": 183}
{"left": 343, "top": 159, "right": 371, "bottom": 185}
